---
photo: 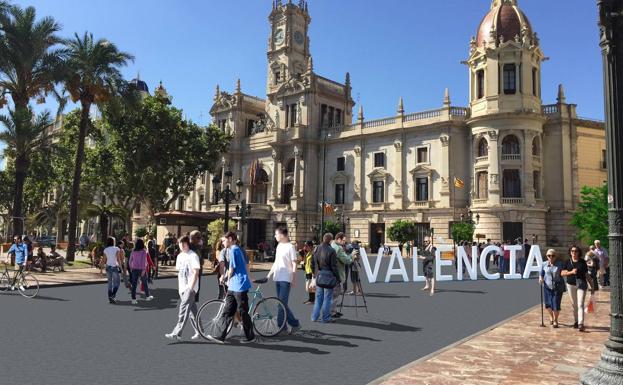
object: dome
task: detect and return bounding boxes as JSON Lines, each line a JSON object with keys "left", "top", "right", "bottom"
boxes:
{"left": 129, "top": 78, "right": 149, "bottom": 93}
{"left": 476, "top": 0, "right": 533, "bottom": 48}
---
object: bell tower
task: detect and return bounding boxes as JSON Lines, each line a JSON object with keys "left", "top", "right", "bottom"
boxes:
{"left": 465, "top": 0, "right": 545, "bottom": 117}
{"left": 267, "top": 0, "right": 311, "bottom": 95}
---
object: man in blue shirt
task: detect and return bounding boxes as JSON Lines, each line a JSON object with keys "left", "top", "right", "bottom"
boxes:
{"left": 206, "top": 231, "right": 256, "bottom": 344}
{"left": 7, "top": 235, "right": 28, "bottom": 289}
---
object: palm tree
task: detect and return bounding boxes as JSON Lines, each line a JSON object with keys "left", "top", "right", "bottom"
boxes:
{"left": 85, "top": 202, "right": 128, "bottom": 245}
{"left": 0, "top": 4, "right": 64, "bottom": 235}
{"left": 63, "top": 32, "right": 133, "bottom": 261}
{"left": 0, "top": 108, "right": 52, "bottom": 236}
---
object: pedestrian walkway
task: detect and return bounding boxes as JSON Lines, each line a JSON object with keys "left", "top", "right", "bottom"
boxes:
{"left": 374, "top": 288, "right": 611, "bottom": 385}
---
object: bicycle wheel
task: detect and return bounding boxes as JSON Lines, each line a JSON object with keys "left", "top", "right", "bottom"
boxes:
{"left": 196, "top": 299, "right": 227, "bottom": 339}
{"left": 252, "top": 297, "right": 287, "bottom": 337}
{"left": 0, "top": 272, "right": 9, "bottom": 291}
{"left": 17, "top": 273, "right": 39, "bottom": 298}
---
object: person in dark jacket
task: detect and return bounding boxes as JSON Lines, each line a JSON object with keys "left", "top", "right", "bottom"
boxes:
{"left": 311, "top": 233, "right": 340, "bottom": 323}
{"left": 561, "top": 245, "right": 589, "bottom": 332}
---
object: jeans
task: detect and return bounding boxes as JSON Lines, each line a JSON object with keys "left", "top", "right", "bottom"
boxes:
{"left": 518, "top": 258, "right": 526, "bottom": 275}
{"left": 566, "top": 284, "right": 586, "bottom": 325}
{"left": 311, "top": 286, "right": 333, "bottom": 322}
{"left": 217, "top": 291, "right": 254, "bottom": 341}
{"left": 276, "top": 281, "right": 300, "bottom": 328}
{"left": 499, "top": 257, "right": 506, "bottom": 274}
{"left": 130, "top": 269, "right": 149, "bottom": 300}
{"left": 331, "top": 284, "right": 343, "bottom": 314}
{"left": 105, "top": 266, "right": 120, "bottom": 299}
{"left": 171, "top": 289, "right": 199, "bottom": 337}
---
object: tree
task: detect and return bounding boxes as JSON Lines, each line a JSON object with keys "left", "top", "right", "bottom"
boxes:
{"left": 451, "top": 222, "right": 475, "bottom": 243}
{"left": 63, "top": 32, "right": 133, "bottom": 261}
{"left": 323, "top": 220, "right": 342, "bottom": 236}
{"left": 0, "top": 108, "right": 52, "bottom": 236}
{"left": 571, "top": 184, "right": 609, "bottom": 249}
{"left": 85, "top": 203, "right": 128, "bottom": 244}
{"left": 0, "top": 3, "right": 64, "bottom": 234}
{"left": 207, "top": 219, "right": 237, "bottom": 251}
{"left": 387, "top": 220, "right": 417, "bottom": 245}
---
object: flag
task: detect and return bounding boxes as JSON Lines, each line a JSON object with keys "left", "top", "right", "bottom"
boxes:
{"left": 324, "top": 204, "right": 335, "bottom": 216}
{"left": 248, "top": 159, "right": 262, "bottom": 186}
{"left": 454, "top": 176, "right": 465, "bottom": 189}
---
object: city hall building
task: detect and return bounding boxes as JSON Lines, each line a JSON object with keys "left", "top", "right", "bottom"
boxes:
{"left": 149, "top": 0, "right": 606, "bottom": 251}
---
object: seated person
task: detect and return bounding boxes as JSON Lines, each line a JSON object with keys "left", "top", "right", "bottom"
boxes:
{"left": 32, "top": 247, "right": 48, "bottom": 272}
{"left": 48, "top": 245, "right": 67, "bottom": 272}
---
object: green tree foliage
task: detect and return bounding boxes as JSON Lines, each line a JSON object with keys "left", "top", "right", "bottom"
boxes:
{"left": 451, "top": 222, "right": 475, "bottom": 243}
{"left": 571, "top": 184, "right": 609, "bottom": 249}
{"left": 323, "top": 220, "right": 342, "bottom": 236}
{"left": 207, "top": 219, "right": 237, "bottom": 250}
{"left": 387, "top": 220, "right": 417, "bottom": 245}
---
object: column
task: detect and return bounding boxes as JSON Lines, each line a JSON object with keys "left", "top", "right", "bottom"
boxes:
{"left": 393, "top": 140, "right": 404, "bottom": 210}
{"left": 523, "top": 132, "right": 535, "bottom": 205}
{"left": 293, "top": 146, "right": 301, "bottom": 198}
{"left": 270, "top": 149, "right": 281, "bottom": 205}
{"left": 353, "top": 145, "right": 362, "bottom": 211}
{"left": 439, "top": 135, "right": 451, "bottom": 207}
{"left": 581, "top": 1, "right": 623, "bottom": 383}
{"left": 487, "top": 131, "right": 500, "bottom": 205}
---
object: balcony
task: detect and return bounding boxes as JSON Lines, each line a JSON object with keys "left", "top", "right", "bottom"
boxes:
{"left": 413, "top": 201, "right": 430, "bottom": 208}
{"left": 501, "top": 197, "right": 524, "bottom": 205}
{"left": 472, "top": 198, "right": 488, "bottom": 206}
{"left": 475, "top": 156, "right": 489, "bottom": 164}
{"left": 501, "top": 154, "right": 521, "bottom": 161}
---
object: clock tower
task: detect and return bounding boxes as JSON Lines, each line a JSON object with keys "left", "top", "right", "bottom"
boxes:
{"left": 267, "top": 0, "right": 311, "bottom": 96}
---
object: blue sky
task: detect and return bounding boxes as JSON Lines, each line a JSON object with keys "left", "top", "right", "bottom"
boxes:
{"left": 11, "top": 0, "right": 604, "bottom": 123}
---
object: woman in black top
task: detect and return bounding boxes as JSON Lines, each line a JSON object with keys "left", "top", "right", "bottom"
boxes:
{"left": 561, "top": 245, "right": 589, "bottom": 332}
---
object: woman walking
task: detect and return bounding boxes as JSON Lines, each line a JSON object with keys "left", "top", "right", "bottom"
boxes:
{"left": 103, "top": 237, "right": 123, "bottom": 304}
{"left": 129, "top": 239, "right": 154, "bottom": 305}
{"left": 311, "top": 233, "right": 339, "bottom": 323}
{"left": 561, "top": 245, "right": 589, "bottom": 332}
{"left": 539, "top": 249, "right": 564, "bottom": 328}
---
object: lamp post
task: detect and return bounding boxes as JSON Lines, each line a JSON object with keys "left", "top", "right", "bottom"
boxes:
{"left": 235, "top": 200, "right": 251, "bottom": 247}
{"left": 582, "top": 1, "right": 623, "bottom": 383}
{"left": 212, "top": 170, "right": 242, "bottom": 233}
{"left": 320, "top": 132, "right": 332, "bottom": 236}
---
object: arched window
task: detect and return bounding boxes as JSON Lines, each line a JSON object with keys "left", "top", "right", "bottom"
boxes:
{"left": 285, "top": 158, "right": 295, "bottom": 174}
{"left": 532, "top": 136, "right": 540, "bottom": 156}
{"left": 501, "top": 135, "right": 520, "bottom": 155}
{"left": 251, "top": 168, "right": 269, "bottom": 205}
{"left": 477, "top": 138, "right": 488, "bottom": 157}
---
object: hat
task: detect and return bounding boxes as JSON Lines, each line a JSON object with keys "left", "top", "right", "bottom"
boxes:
{"left": 305, "top": 240, "right": 313, "bottom": 247}
{"left": 546, "top": 249, "right": 556, "bottom": 256}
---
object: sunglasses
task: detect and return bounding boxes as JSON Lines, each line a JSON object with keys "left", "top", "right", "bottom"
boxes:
{"left": 546, "top": 254, "right": 554, "bottom": 257}
{"left": 571, "top": 249, "right": 579, "bottom": 253}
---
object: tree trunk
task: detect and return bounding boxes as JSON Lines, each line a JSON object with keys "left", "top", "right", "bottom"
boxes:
{"left": 66, "top": 102, "right": 91, "bottom": 261}
{"left": 11, "top": 156, "right": 28, "bottom": 237}
{"left": 99, "top": 213, "right": 108, "bottom": 245}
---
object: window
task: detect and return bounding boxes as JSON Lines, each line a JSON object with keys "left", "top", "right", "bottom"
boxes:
{"left": 532, "top": 137, "right": 540, "bottom": 156}
{"left": 337, "top": 156, "right": 345, "bottom": 171}
{"left": 502, "top": 135, "right": 520, "bottom": 155}
{"left": 533, "top": 171, "right": 541, "bottom": 199}
{"left": 532, "top": 68, "right": 537, "bottom": 96}
{"left": 281, "top": 183, "right": 293, "bottom": 204}
{"left": 328, "top": 106, "right": 334, "bottom": 128}
{"left": 374, "top": 152, "right": 385, "bottom": 168}
{"left": 477, "top": 171, "right": 488, "bottom": 199}
{"left": 416, "top": 178, "right": 428, "bottom": 202}
{"left": 602, "top": 149, "right": 607, "bottom": 169}
{"left": 246, "top": 119, "right": 255, "bottom": 136}
{"left": 477, "top": 138, "right": 488, "bottom": 157}
{"left": 274, "top": 71, "right": 281, "bottom": 85}
{"left": 416, "top": 147, "right": 428, "bottom": 164}
{"left": 502, "top": 169, "right": 521, "bottom": 198}
{"left": 218, "top": 119, "right": 227, "bottom": 131}
{"left": 336, "top": 109, "right": 342, "bottom": 126}
{"left": 286, "top": 104, "right": 297, "bottom": 128}
{"left": 134, "top": 203, "right": 141, "bottom": 214}
{"left": 199, "top": 194, "right": 205, "bottom": 209}
{"left": 503, "top": 64, "right": 517, "bottom": 94}
{"left": 335, "top": 184, "right": 345, "bottom": 205}
{"left": 251, "top": 168, "right": 269, "bottom": 204}
{"left": 372, "top": 181, "right": 384, "bottom": 203}
{"left": 285, "top": 158, "right": 295, "bottom": 174}
{"left": 476, "top": 70, "right": 485, "bottom": 99}
{"left": 320, "top": 104, "right": 327, "bottom": 128}
{"left": 178, "top": 196, "right": 186, "bottom": 211}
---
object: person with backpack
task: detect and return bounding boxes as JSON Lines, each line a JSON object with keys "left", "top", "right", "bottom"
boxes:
{"left": 539, "top": 249, "right": 564, "bottom": 328}
{"left": 311, "top": 233, "right": 340, "bottom": 323}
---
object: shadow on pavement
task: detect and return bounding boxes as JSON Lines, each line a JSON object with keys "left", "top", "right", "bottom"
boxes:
{"left": 174, "top": 340, "right": 330, "bottom": 355}
{"left": 356, "top": 292, "right": 410, "bottom": 299}
{"left": 435, "top": 289, "right": 486, "bottom": 294}
{"left": 334, "top": 318, "right": 421, "bottom": 332}
{"left": 271, "top": 331, "right": 359, "bottom": 348}
{"left": 115, "top": 288, "right": 179, "bottom": 311}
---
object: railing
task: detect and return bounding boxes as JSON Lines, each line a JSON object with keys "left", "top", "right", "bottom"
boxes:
{"left": 542, "top": 104, "right": 559, "bottom": 115}
{"left": 450, "top": 107, "right": 470, "bottom": 117}
{"left": 413, "top": 201, "right": 430, "bottom": 208}
{"left": 578, "top": 116, "right": 605, "bottom": 123}
{"left": 501, "top": 154, "right": 521, "bottom": 161}
{"left": 363, "top": 117, "right": 396, "bottom": 129}
{"left": 475, "top": 156, "right": 489, "bottom": 163}
{"left": 403, "top": 108, "right": 442, "bottom": 122}
{"left": 472, "top": 198, "right": 488, "bottom": 205}
{"left": 501, "top": 198, "right": 524, "bottom": 205}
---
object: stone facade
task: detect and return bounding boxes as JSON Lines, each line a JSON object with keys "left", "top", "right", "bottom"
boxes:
{"left": 146, "top": 0, "right": 607, "bottom": 250}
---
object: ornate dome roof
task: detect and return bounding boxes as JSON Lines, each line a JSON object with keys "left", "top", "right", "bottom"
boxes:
{"left": 476, "top": 0, "right": 533, "bottom": 48}
{"left": 129, "top": 77, "right": 149, "bottom": 93}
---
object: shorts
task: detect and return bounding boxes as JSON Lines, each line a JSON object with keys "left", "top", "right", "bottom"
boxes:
{"left": 350, "top": 270, "right": 359, "bottom": 283}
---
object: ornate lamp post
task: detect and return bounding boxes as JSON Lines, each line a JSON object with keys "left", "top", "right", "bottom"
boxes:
{"left": 212, "top": 170, "right": 243, "bottom": 233}
{"left": 235, "top": 200, "right": 251, "bottom": 247}
{"left": 582, "top": 1, "right": 623, "bottom": 383}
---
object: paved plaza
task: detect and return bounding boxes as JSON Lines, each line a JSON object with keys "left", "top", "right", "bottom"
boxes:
{"left": 1, "top": 262, "right": 540, "bottom": 385}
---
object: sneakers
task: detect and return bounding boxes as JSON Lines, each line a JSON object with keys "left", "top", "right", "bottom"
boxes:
{"left": 108, "top": 297, "right": 117, "bottom": 304}
{"left": 19, "top": 285, "right": 25, "bottom": 291}
{"left": 287, "top": 325, "right": 301, "bottom": 335}
{"left": 164, "top": 333, "right": 181, "bottom": 341}
{"left": 205, "top": 335, "right": 225, "bottom": 344}
{"left": 131, "top": 299, "right": 138, "bottom": 305}
{"left": 573, "top": 322, "right": 579, "bottom": 329}
{"left": 145, "top": 296, "right": 154, "bottom": 301}
{"left": 303, "top": 300, "right": 313, "bottom": 305}
{"left": 579, "top": 324, "right": 585, "bottom": 332}
{"left": 240, "top": 337, "right": 257, "bottom": 344}
{"left": 190, "top": 333, "right": 201, "bottom": 340}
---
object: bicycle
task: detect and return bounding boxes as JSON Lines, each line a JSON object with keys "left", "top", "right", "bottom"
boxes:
{"left": 196, "top": 277, "right": 287, "bottom": 339}
{"left": 0, "top": 262, "right": 40, "bottom": 299}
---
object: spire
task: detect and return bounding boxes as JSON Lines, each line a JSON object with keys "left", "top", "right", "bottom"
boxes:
{"left": 397, "top": 97, "right": 404, "bottom": 115}
{"left": 345, "top": 72, "right": 351, "bottom": 87}
{"left": 443, "top": 88, "right": 451, "bottom": 107}
{"left": 307, "top": 56, "right": 313, "bottom": 72}
{"left": 235, "top": 78, "right": 241, "bottom": 94}
{"left": 357, "top": 105, "right": 364, "bottom": 122}
{"left": 214, "top": 84, "right": 220, "bottom": 101}
{"left": 557, "top": 84, "right": 566, "bottom": 104}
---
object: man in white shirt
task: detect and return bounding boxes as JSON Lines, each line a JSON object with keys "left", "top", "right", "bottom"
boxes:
{"left": 267, "top": 227, "right": 301, "bottom": 334}
{"left": 165, "top": 235, "right": 201, "bottom": 341}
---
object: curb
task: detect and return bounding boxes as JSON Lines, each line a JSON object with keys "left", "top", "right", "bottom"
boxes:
{"left": 367, "top": 303, "right": 541, "bottom": 385}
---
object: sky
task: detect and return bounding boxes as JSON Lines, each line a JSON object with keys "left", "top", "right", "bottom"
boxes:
{"left": 9, "top": 0, "right": 605, "bottom": 124}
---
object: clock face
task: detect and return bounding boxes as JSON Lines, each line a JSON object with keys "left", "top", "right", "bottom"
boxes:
{"left": 274, "top": 28, "right": 285, "bottom": 45}
{"left": 294, "top": 30, "right": 304, "bottom": 45}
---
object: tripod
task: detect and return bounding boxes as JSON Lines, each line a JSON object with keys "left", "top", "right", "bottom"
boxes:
{"left": 339, "top": 259, "right": 368, "bottom": 316}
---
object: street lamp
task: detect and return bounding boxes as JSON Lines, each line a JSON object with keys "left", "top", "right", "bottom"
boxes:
{"left": 212, "top": 169, "right": 242, "bottom": 233}
{"left": 235, "top": 200, "right": 251, "bottom": 247}
{"left": 320, "top": 131, "right": 332, "bottom": 236}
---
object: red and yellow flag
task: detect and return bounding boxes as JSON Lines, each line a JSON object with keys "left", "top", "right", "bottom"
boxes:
{"left": 454, "top": 176, "right": 465, "bottom": 189}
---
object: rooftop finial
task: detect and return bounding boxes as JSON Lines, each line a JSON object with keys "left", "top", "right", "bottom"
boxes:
{"left": 443, "top": 88, "right": 451, "bottom": 107}
{"left": 397, "top": 97, "right": 404, "bottom": 114}
{"left": 557, "top": 84, "right": 566, "bottom": 104}
{"left": 235, "top": 78, "right": 241, "bottom": 94}
{"left": 345, "top": 72, "right": 351, "bottom": 87}
{"left": 357, "top": 105, "right": 364, "bottom": 122}
{"left": 307, "top": 56, "right": 313, "bottom": 72}
{"left": 214, "top": 84, "right": 220, "bottom": 101}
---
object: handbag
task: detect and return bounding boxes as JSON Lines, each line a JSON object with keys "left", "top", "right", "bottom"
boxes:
{"left": 316, "top": 269, "right": 337, "bottom": 289}
{"left": 551, "top": 268, "right": 566, "bottom": 293}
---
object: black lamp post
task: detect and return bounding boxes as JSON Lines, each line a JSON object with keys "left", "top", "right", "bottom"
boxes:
{"left": 235, "top": 200, "right": 251, "bottom": 247}
{"left": 212, "top": 170, "right": 242, "bottom": 233}
{"left": 320, "top": 132, "right": 332, "bottom": 236}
